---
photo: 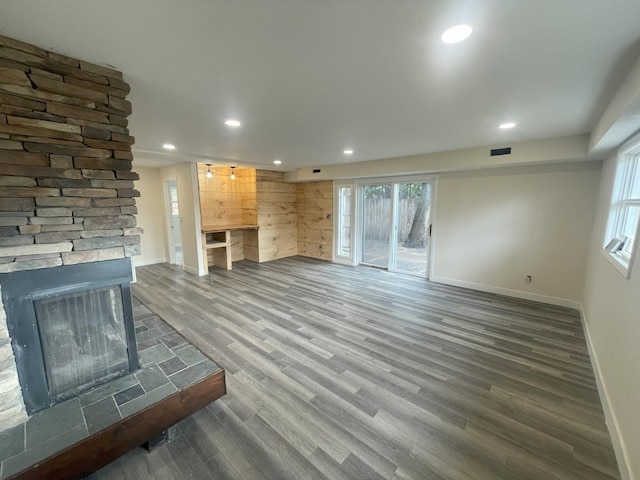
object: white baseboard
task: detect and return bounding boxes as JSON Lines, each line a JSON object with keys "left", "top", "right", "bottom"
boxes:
{"left": 183, "top": 264, "right": 200, "bottom": 276}
{"left": 133, "top": 257, "right": 166, "bottom": 267}
{"left": 429, "top": 275, "right": 582, "bottom": 310}
{"left": 579, "top": 307, "right": 633, "bottom": 480}
{"left": 134, "top": 259, "right": 203, "bottom": 277}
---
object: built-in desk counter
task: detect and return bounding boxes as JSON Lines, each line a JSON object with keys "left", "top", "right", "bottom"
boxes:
{"left": 202, "top": 224, "right": 259, "bottom": 273}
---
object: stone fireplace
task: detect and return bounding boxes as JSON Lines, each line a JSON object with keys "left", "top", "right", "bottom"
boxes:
{"left": 0, "top": 33, "right": 141, "bottom": 433}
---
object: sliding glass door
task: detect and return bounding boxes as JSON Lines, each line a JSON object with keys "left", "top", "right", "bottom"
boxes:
{"left": 393, "top": 182, "right": 432, "bottom": 276}
{"left": 333, "top": 177, "right": 435, "bottom": 277}
{"left": 357, "top": 179, "right": 433, "bottom": 277}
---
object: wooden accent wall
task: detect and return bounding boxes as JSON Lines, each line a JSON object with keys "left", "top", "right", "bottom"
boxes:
{"left": 244, "top": 170, "right": 297, "bottom": 262}
{"left": 197, "top": 167, "right": 333, "bottom": 265}
{"left": 197, "top": 165, "right": 256, "bottom": 263}
{"left": 0, "top": 34, "right": 139, "bottom": 273}
{"left": 297, "top": 181, "right": 333, "bottom": 260}
{"left": 240, "top": 168, "right": 257, "bottom": 225}
{"left": 198, "top": 165, "right": 243, "bottom": 226}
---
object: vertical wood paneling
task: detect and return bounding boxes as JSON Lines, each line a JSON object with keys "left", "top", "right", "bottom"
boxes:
{"left": 253, "top": 170, "right": 297, "bottom": 262}
{"left": 243, "top": 229, "right": 260, "bottom": 263}
{"left": 297, "top": 181, "right": 333, "bottom": 260}
{"left": 240, "top": 168, "right": 257, "bottom": 225}
{"left": 230, "top": 230, "right": 245, "bottom": 261}
{"left": 197, "top": 165, "right": 255, "bottom": 227}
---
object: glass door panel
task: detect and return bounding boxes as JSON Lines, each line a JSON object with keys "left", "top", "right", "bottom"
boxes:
{"left": 336, "top": 185, "right": 352, "bottom": 258}
{"left": 392, "top": 182, "right": 432, "bottom": 276}
{"left": 362, "top": 184, "right": 392, "bottom": 268}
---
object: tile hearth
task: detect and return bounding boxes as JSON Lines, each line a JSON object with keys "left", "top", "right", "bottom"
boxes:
{"left": 0, "top": 297, "right": 221, "bottom": 479}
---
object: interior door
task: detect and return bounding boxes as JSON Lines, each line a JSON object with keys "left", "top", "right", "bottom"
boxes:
{"left": 165, "top": 179, "right": 183, "bottom": 266}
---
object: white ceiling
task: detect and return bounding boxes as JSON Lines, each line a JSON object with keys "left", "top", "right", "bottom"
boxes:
{"left": 1, "top": 1, "right": 639, "bottom": 170}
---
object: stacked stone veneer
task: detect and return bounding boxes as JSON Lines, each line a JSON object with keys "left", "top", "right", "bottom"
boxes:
{"left": 0, "top": 34, "right": 140, "bottom": 431}
{"left": 0, "top": 285, "right": 26, "bottom": 432}
{"left": 0, "top": 34, "right": 140, "bottom": 272}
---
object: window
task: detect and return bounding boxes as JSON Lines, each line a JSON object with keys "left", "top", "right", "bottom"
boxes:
{"left": 333, "top": 182, "right": 355, "bottom": 264}
{"left": 604, "top": 133, "right": 640, "bottom": 277}
{"left": 337, "top": 185, "right": 352, "bottom": 257}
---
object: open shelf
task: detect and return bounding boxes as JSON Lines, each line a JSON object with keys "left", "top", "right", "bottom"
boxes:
{"left": 201, "top": 225, "right": 259, "bottom": 273}
{"left": 205, "top": 240, "right": 227, "bottom": 249}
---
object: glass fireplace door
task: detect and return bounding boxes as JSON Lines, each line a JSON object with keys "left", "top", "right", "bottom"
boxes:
{"left": 35, "top": 285, "right": 131, "bottom": 403}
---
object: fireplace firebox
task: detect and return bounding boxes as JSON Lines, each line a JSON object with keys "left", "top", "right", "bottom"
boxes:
{"left": 1, "top": 258, "right": 139, "bottom": 415}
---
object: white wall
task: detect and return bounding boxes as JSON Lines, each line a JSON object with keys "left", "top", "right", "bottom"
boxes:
{"left": 287, "top": 135, "right": 589, "bottom": 182}
{"left": 133, "top": 166, "right": 167, "bottom": 266}
{"left": 159, "top": 163, "right": 204, "bottom": 276}
{"left": 582, "top": 156, "right": 640, "bottom": 480}
{"left": 432, "top": 162, "right": 601, "bottom": 306}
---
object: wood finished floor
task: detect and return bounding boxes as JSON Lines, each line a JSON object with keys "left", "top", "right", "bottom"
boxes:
{"left": 90, "top": 257, "right": 619, "bottom": 480}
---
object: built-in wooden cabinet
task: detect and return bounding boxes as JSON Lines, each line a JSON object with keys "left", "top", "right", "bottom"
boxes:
{"left": 201, "top": 225, "right": 259, "bottom": 273}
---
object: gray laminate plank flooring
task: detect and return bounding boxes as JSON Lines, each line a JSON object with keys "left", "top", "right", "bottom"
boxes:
{"left": 90, "top": 257, "right": 620, "bottom": 480}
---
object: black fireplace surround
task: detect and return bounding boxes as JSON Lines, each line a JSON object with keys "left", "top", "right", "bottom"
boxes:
{"left": 1, "top": 258, "right": 139, "bottom": 415}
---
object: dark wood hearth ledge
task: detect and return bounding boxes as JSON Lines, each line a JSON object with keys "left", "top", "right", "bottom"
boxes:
{"left": 2, "top": 300, "right": 226, "bottom": 480}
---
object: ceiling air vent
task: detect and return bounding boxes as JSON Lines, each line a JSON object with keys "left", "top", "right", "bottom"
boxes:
{"left": 490, "top": 147, "right": 512, "bottom": 156}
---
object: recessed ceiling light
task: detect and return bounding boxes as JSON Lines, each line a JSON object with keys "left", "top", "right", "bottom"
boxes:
{"left": 499, "top": 122, "right": 517, "bottom": 129}
{"left": 343, "top": 149, "right": 354, "bottom": 155}
{"left": 441, "top": 25, "right": 472, "bottom": 44}
{"left": 273, "top": 159, "right": 282, "bottom": 165}
{"left": 224, "top": 119, "right": 241, "bottom": 127}
{"left": 162, "top": 143, "right": 176, "bottom": 150}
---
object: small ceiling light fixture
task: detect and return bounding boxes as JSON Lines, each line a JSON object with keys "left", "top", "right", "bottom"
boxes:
{"left": 499, "top": 122, "right": 517, "bottom": 129}
{"left": 162, "top": 143, "right": 176, "bottom": 150}
{"left": 224, "top": 119, "right": 241, "bottom": 127}
{"left": 206, "top": 163, "right": 213, "bottom": 179}
{"left": 273, "top": 159, "right": 282, "bottom": 165}
{"left": 230, "top": 166, "right": 236, "bottom": 180}
{"left": 343, "top": 149, "right": 354, "bottom": 155}
{"left": 441, "top": 24, "right": 472, "bottom": 44}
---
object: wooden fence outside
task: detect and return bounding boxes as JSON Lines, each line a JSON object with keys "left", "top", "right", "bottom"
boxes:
{"left": 364, "top": 198, "right": 426, "bottom": 241}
